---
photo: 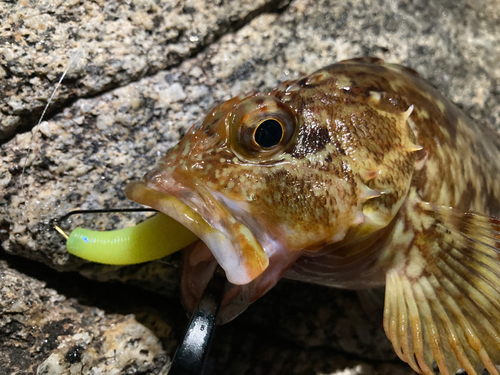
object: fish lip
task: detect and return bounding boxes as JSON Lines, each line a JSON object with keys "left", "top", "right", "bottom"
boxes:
{"left": 181, "top": 240, "right": 300, "bottom": 324}
{"left": 124, "top": 178, "right": 269, "bottom": 286}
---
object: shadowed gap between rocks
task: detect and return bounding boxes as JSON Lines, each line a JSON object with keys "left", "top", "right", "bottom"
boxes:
{"left": 0, "top": 246, "right": 407, "bottom": 374}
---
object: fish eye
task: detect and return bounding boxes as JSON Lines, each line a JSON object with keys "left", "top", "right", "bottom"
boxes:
{"left": 230, "top": 96, "right": 297, "bottom": 162}
{"left": 254, "top": 119, "right": 284, "bottom": 148}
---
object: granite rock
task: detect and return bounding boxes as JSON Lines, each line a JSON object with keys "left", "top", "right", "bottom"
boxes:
{"left": 1, "top": 0, "right": 500, "bottom": 373}
{"left": 0, "top": 256, "right": 410, "bottom": 375}
{"left": 0, "top": 259, "right": 172, "bottom": 375}
{"left": 0, "top": 0, "right": 290, "bottom": 138}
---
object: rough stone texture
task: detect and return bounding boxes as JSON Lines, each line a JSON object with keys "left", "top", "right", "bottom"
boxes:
{"left": 0, "top": 255, "right": 410, "bottom": 375}
{"left": 0, "top": 259, "right": 172, "bottom": 375}
{"left": 1, "top": 0, "right": 500, "bottom": 373}
{"left": 0, "top": 0, "right": 290, "bottom": 138}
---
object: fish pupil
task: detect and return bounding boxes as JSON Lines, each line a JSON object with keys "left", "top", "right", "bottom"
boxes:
{"left": 254, "top": 119, "right": 283, "bottom": 148}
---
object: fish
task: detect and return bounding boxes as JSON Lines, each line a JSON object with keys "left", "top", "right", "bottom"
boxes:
{"left": 124, "top": 57, "right": 500, "bottom": 375}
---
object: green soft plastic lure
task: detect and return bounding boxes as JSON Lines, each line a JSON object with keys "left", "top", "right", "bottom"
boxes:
{"left": 66, "top": 213, "right": 198, "bottom": 265}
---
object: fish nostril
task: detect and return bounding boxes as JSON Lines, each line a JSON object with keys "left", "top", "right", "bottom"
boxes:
{"left": 200, "top": 134, "right": 219, "bottom": 150}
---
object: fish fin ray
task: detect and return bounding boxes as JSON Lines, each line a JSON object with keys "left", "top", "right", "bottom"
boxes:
{"left": 384, "top": 199, "right": 500, "bottom": 375}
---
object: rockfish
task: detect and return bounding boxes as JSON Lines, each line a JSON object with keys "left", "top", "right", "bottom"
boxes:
{"left": 125, "top": 57, "right": 500, "bottom": 375}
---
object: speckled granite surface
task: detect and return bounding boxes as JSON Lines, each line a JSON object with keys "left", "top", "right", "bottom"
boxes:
{"left": 0, "top": 259, "right": 172, "bottom": 375}
{"left": 0, "top": 0, "right": 290, "bottom": 138}
{"left": 1, "top": 0, "right": 500, "bottom": 373}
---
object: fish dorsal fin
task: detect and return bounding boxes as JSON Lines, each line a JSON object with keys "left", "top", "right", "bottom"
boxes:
{"left": 384, "top": 200, "right": 500, "bottom": 375}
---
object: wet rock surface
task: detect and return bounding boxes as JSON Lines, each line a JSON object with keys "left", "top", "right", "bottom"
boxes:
{"left": 1, "top": 0, "right": 500, "bottom": 373}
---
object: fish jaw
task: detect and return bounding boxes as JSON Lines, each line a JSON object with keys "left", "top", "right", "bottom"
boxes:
{"left": 125, "top": 180, "right": 301, "bottom": 323}
{"left": 125, "top": 181, "right": 269, "bottom": 285}
{"left": 181, "top": 241, "right": 299, "bottom": 323}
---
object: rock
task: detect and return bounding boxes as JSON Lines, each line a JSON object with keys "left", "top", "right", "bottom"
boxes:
{"left": 1, "top": 0, "right": 500, "bottom": 373}
{"left": 0, "top": 259, "right": 171, "bottom": 374}
{"left": 0, "top": 0, "right": 290, "bottom": 138}
{"left": 0, "top": 255, "right": 409, "bottom": 375}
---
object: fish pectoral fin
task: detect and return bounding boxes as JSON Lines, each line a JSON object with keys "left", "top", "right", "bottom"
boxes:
{"left": 384, "top": 201, "right": 500, "bottom": 375}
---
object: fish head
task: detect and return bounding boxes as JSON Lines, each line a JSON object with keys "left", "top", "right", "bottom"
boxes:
{"left": 125, "top": 63, "right": 418, "bottom": 322}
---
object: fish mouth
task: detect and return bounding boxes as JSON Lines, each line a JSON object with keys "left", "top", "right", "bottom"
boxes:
{"left": 125, "top": 178, "right": 294, "bottom": 322}
{"left": 124, "top": 180, "right": 269, "bottom": 286}
{"left": 180, "top": 240, "right": 298, "bottom": 323}
{"left": 125, "top": 176, "right": 299, "bottom": 323}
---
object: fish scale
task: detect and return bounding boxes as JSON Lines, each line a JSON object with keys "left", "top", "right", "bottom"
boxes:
{"left": 67, "top": 57, "right": 500, "bottom": 374}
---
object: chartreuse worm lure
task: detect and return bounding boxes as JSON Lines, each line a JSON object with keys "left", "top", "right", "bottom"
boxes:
{"left": 57, "top": 212, "right": 198, "bottom": 265}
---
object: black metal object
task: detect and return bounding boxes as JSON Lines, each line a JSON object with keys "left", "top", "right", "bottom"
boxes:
{"left": 168, "top": 266, "right": 226, "bottom": 375}
{"left": 57, "top": 208, "right": 158, "bottom": 223}
{"left": 53, "top": 208, "right": 160, "bottom": 239}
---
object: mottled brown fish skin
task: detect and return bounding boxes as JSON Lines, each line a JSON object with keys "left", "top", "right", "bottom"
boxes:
{"left": 127, "top": 58, "right": 500, "bottom": 374}
{"left": 298, "top": 58, "right": 500, "bottom": 215}
{"left": 285, "top": 58, "right": 500, "bottom": 287}
{"left": 144, "top": 58, "right": 431, "bottom": 256}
